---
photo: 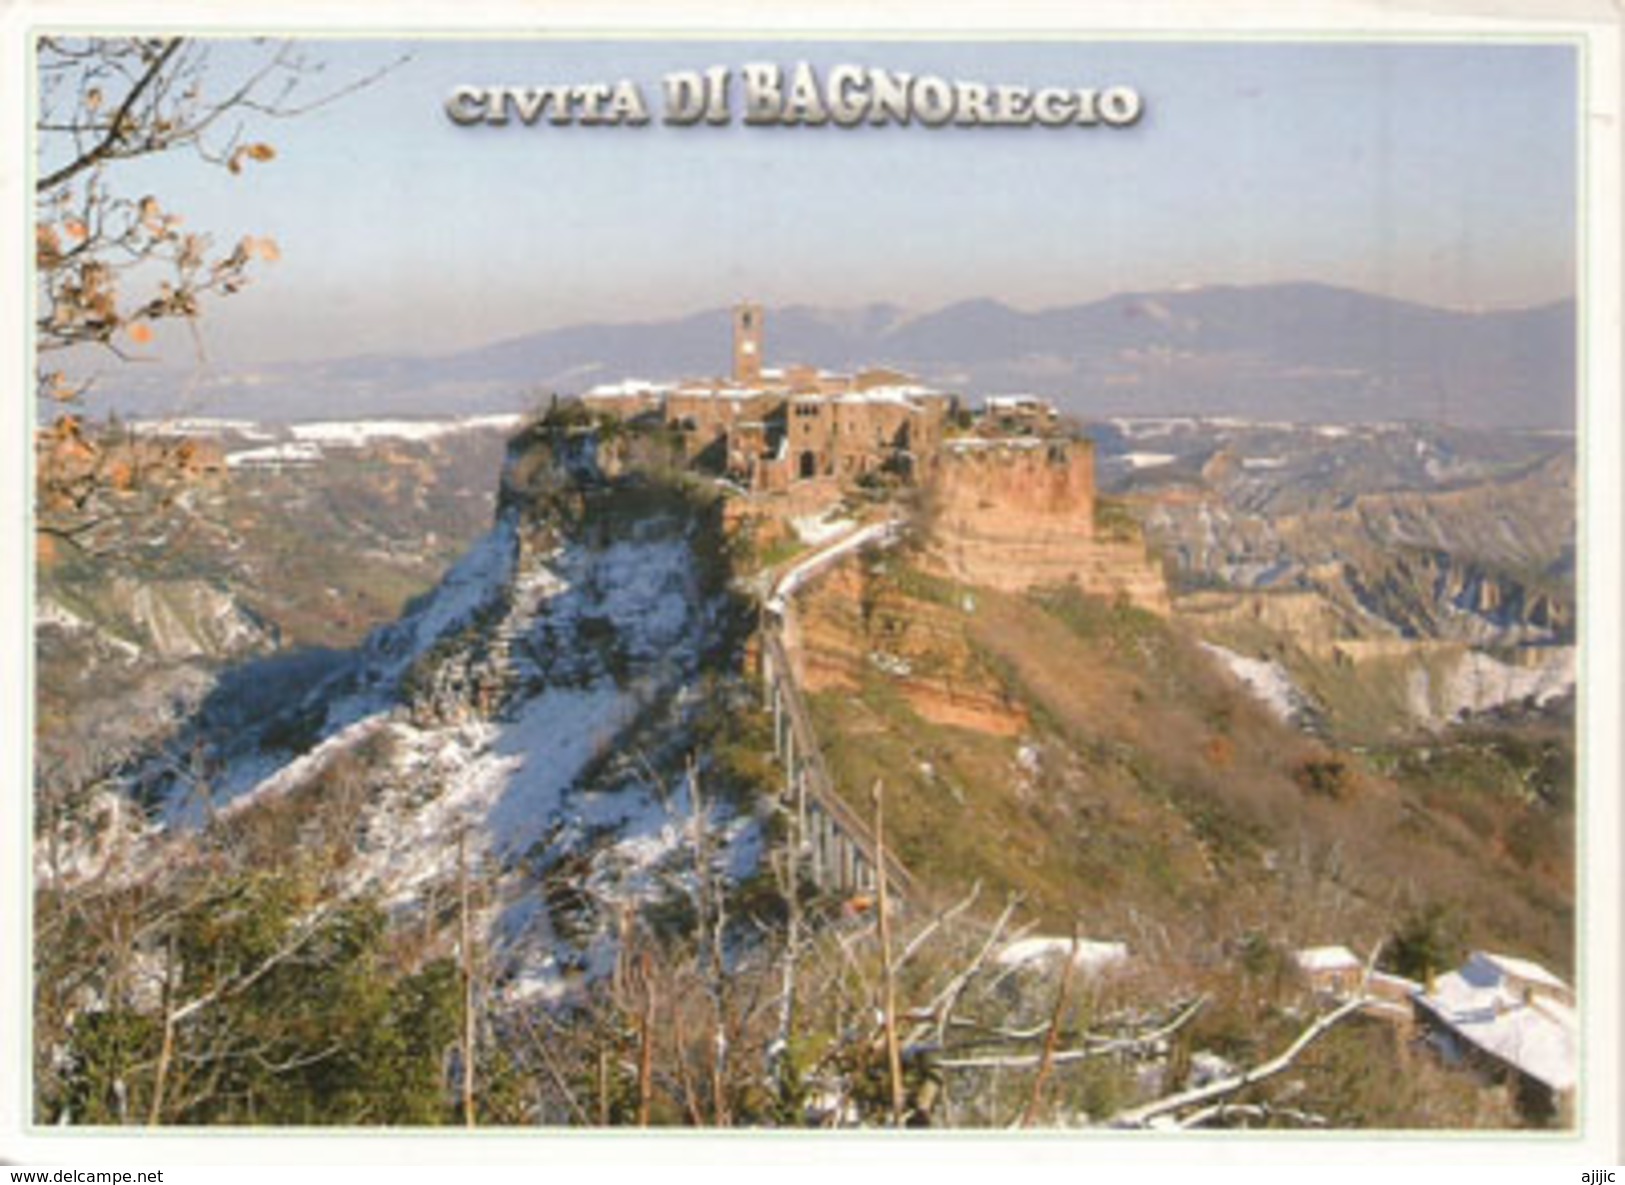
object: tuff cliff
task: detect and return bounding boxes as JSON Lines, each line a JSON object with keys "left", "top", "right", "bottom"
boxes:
{"left": 79, "top": 416, "right": 768, "bottom": 1003}
{"left": 926, "top": 437, "right": 1169, "bottom": 612}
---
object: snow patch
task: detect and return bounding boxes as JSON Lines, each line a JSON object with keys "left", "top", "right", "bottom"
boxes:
{"left": 36, "top": 598, "right": 89, "bottom": 633}
{"left": 288, "top": 415, "right": 524, "bottom": 446}
{"left": 791, "top": 512, "right": 857, "bottom": 546}
{"left": 226, "top": 442, "right": 323, "bottom": 469}
{"left": 399, "top": 517, "right": 519, "bottom": 660}
{"left": 182, "top": 712, "right": 393, "bottom": 826}
{"left": 1200, "top": 642, "right": 1312, "bottom": 725}
{"left": 995, "top": 937, "right": 1129, "bottom": 974}
{"left": 769, "top": 519, "right": 902, "bottom": 614}
{"left": 1407, "top": 647, "right": 1574, "bottom": 723}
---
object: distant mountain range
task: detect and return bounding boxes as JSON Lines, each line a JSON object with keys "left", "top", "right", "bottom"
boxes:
{"left": 85, "top": 283, "right": 1576, "bottom": 430}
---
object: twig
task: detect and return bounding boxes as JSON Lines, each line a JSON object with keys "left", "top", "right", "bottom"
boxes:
{"left": 1019, "top": 927, "right": 1079, "bottom": 1128}
{"left": 895, "top": 880, "right": 981, "bottom": 977}
{"left": 515, "top": 1009, "right": 588, "bottom": 1126}
{"left": 873, "top": 781, "right": 905, "bottom": 1126}
{"left": 1177, "top": 1102, "right": 1329, "bottom": 1129}
{"left": 38, "top": 39, "right": 184, "bottom": 192}
{"left": 458, "top": 826, "right": 476, "bottom": 1128}
{"left": 1109, "top": 995, "right": 1368, "bottom": 1128}
{"left": 922, "top": 896, "right": 1022, "bottom": 1050}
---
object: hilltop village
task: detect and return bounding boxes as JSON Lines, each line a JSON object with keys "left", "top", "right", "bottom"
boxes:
{"left": 580, "top": 303, "right": 1168, "bottom": 611}
{"left": 32, "top": 301, "right": 1579, "bottom": 1130}
{"left": 570, "top": 306, "right": 1576, "bottom": 1121}
{"left": 582, "top": 302, "right": 957, "bottom": 493}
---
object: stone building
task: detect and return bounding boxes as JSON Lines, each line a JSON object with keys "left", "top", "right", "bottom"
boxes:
{"left": 1413, "top": 951, "right": 1576, "bottom": 1118}
{"left": 583, "top": 303, "right": 952, "bottom": 494}
{"left": 579, "top": 301, "right": 1171, "bottom": 613}
{"left": 733, "top": 302, "right": 764, "bottom": 386}
{"left": 983, "top": 394, "right": 1060, "bottom": 434}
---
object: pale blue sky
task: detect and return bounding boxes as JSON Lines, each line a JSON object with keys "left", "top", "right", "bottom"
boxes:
{"left": 69, "top": 38, "right": 1578, "bottom": 366}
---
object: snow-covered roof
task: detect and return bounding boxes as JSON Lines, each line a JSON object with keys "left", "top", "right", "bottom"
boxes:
{"left": 1295, "top": 945, "right": 1362, "bottom": 974}
{"left": 1416, "top": 952, "right": 1577, "bottom": 1092}
{"left": 945, "top": 437, "right": 1046, "bottom": 452}
{"left": 676, "top": 385, "right": 762, "bottom": 399}
{"left": 994, "top": 937, "right": 1129, "bottom": 973}
{"left": 834, "top": 384, "right": 941, "bottom": 406}
{"left": 583, "top": 379, "right": 670, "bottom": 398}
{"left": 1476, "top": 951, "right": 1571, "bottom": 995}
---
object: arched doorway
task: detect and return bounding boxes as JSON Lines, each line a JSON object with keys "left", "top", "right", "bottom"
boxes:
{"left": 799, "top": 450, "right": 818, "bottom": 480}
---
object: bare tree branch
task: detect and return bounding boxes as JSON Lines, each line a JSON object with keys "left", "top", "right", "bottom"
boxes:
{"left": 1019, "top": 927, "right": 1078, "bottom": 1128}
{"left": 1109, "top": 994, "right": 1368, "bottom": 1129}
{"left": 37, "top": 38, "right": 184, "bottom": 193}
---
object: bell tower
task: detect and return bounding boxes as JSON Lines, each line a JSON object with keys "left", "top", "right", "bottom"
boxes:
{"left": 733, "top": 302, "right": 764, "bottom": 386}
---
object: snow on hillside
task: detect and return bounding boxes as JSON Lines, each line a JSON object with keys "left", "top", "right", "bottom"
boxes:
{"left": 288, "top": 414, "right": 524, "bottom": 446}
{"left": 401, "top": 516, "right": 520, "bottom": 664}
{"left": 995, "top": 937, "right": 1129, "bottom": 974}
{"left": 133, "top": 413, "right": 525, "bottom": 464}
{"left": 225, "top": 441, "right": 323, "bottom": 469}
{"left": 791, "top": 510, "right": 857, "bottom": 546}
{"left": 130, "top": 416, "right": 274, "bottom": 440}
{"left": 1408, "top": 647, "right": 1575, "bottom": 724}
{"left": 151, "top": 484, "right": 760, "bottom": 1003}
{"left": 1200, "top": 642, "right": 1313, "bottom": 725}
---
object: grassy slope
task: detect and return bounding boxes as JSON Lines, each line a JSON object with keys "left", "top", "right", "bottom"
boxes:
{"left": 807, "top": 560, "right": 1574, "bottom": 975}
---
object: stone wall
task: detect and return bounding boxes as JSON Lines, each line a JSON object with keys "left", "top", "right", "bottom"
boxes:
{"left": 929, "top": 437, "right": 1169, "bottom": 613}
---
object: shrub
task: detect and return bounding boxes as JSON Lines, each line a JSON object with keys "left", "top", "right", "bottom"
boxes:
{"left": 1293, "top": 755, "right": 1354, "bottom": 800}
{"left": 1386, "top": 900, "right": 1467, "bottom": 983}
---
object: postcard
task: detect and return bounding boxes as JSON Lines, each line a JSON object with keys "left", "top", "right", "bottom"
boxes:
{"left": 4, "top": 0, "right": 1620, "bottom": 1169}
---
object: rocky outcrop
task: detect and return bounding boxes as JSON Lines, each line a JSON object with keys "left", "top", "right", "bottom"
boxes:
{"left": 40, "top": 578, "right": 278, "bottom": 665}
{"left": 795, "top": 563, "right": 1030, "bottom": 737}
{"left": 928, "top": 438, "right": 1169, "bottom": 613}
{"left": 1407, "top": 646, "right": 1576, "bottom": 724}
{"left": 1142, "top": 444, "right": 1575, "bottom": 647}
{"left": 1338, "top": 549, "right": 1572, "bottom": 646}
{"left": 1176, "top": 587, "right": 1395, "bottom": 652}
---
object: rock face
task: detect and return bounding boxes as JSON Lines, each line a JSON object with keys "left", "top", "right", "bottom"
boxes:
{"left": 1406, "top": 646, "right": 1576, "bottom": 725}
{"left": 1136, "top": 433, "right": 1575, "bottom": 649}
{"left": 795, "top": 563, "right": 1030, "bottom": 737}
{"left": 1340, "top": 550, "right": 1572, "bottom": 646}
{"left": 107, "top": 421, "right": 763, "bottom": 1001}
{"left": 1177, "top": 587, "right": 1383, "bottom": 652}
{"left": 929, "top": 438, "right": 1169, "bottom": 613}
{"left": 40, "top": 577, "right": 278, "bottom": 665}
